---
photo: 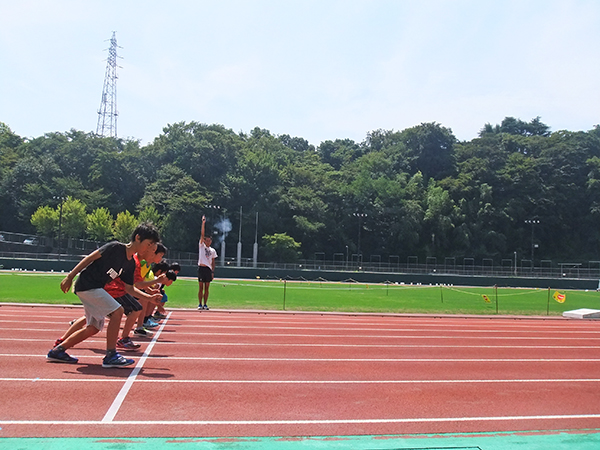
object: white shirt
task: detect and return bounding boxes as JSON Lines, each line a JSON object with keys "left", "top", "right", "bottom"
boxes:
{"left": 198, "top": 241, "right": 217, "bottom": 267}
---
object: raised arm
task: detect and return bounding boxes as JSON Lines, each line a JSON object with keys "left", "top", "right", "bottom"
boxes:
{"left": 200, "top": 215, "right": 206, "bottom": 245}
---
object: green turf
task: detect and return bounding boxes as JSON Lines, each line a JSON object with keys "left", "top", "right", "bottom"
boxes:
{"left": 2, "top": 270, "right": 600, "bottom": 315}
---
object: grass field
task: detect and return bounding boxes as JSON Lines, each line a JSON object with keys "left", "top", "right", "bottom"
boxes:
{"left": 2, "top": 270, "right": 600, "bottom": 316}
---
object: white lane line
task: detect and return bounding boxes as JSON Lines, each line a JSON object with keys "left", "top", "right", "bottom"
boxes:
{"left": 7, "top": 330, "right": 600, "bottom": 342}
{"left": 2, "top": 413, "right": 600, "bottom": 426}
{"left": 159, "top": 324, "right": 600, "bottom": 334}
{"left": 2, "top": 354, "right": 600, "bottom": 362}
{"left": 3, "top": 354, "right": 600, "bottom": 362}
{"left": 7, "top": 322, "right": 600, "bottom": 335}
{"left": 151, "top": 341, "right": 600, "bottom": 349}
{"left": 142, "top": 331, "right": 600, "bottom": 341}
{"left": 0, "top": 378, "right": 122, "bottom": 382}
{"left": 5, "top": 337, "right": 600, "bottom": 349}
{"left": 4, "top": 315, "right": 599, "bottom": 332}
{"left": 2, "top": 377, "right": 600, "bottom": 384}
{"left": 101, "top": 312, "right": 172, "bottom": 423}
{"left": 149, "top": 356, "right": 600, "bottom": 362}
{"left": 111, "top": 378, "right": 600, "bottom": 384}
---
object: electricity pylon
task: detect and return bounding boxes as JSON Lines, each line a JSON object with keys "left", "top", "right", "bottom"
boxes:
{"left": 96, "top": 32, "right": 120, "bottom": 138}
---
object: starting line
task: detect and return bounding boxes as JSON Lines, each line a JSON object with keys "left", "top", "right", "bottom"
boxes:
{"left": 102, "top": 312, "right": 172, "bottom": 423}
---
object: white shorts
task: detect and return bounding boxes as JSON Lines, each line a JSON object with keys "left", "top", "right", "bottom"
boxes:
{"left": 76, "top": 288, "right": 122, "bottom": 332}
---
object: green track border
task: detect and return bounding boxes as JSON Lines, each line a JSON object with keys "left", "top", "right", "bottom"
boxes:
{"left": 2, "top": 430, "right": 600, "bottom": 450}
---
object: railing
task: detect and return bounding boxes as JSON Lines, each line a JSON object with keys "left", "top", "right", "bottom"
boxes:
{"left": 2, "top": 228, "right": 598, "bottom": 281}
{"left": 154, "top": 256, "right": 600, "bottom": 280}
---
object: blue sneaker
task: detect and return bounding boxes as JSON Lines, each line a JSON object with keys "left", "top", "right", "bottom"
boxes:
{"left": 143, "top": 318, "right": 159, "bottom": 328}
{"left": 47, "top": 348, "right": 78, "bottom": 364}
{"left": 102, "top": 352, "right": 135, "bottom": 368}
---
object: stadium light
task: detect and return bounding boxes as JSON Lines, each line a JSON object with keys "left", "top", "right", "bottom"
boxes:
{"left": 353, "top": 213, "right": 367, "bottom": 256}
{"left": 525, "top": 219, "right": 540, "bottom": 265}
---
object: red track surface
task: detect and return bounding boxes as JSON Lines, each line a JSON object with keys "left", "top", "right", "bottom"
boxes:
{"left": 1, "top": 304, "right": 600, "bottom": 438}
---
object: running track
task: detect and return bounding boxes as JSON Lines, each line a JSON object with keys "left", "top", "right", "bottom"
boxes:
{"left": 1, "top": 304, "right": 600, "bottom": 439}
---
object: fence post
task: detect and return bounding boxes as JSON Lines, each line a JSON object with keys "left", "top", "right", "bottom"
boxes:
{"left": 495, "top": 284, "right": 498, "bottom": 314}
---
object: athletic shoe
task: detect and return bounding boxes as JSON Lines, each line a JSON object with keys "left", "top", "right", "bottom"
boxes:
{"left": 134, "top": 327, "right": 153, "bottom": 337}
{"left": 102, "top": 352, "right": 135, "bottom": 368}
{"left": 47, "top": 348, "right": 78, "bottom": 364}
{"left": 54, "top": 338, "right": 64, "bottom": 347}
{"left": 203, "top": 305, "right": 209, "bottom": 310}
{"left": 121, "top": 337, "right": 141, "bottom": 348}
{"left": 153, "top": 312, "right": 167, "bottom": 320}
{"left": 198, "top": 305, "right": 203, "bottom": 311}
{"left": 143, "top": 319, "right": 159, "bottom": 328}
{"left": 116, "top": 338, "right": 141, "bottom": 351}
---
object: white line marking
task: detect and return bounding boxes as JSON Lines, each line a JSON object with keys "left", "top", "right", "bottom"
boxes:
{"left": 147, "top": 331, "right": 600, "bottom": 341}
{"left": 6, "top": 330, "right": 600, "bottom": 342}
{"left": 0, "top": 353, "right": 600, "bottom": 363}
{"left": 161, "top": 324, "right": 600, "bottom": 334}
{"left": 149, "top": 356, "right": 600, "bottom": 362}
{"left": 101, "top": 312, "right": 171, "bottom": 423}
{"left": 5, "top": 315, "right": 600, "bottom": 333}
{"left": 0, "top": 378, "right": 122, "bottom": 382}
{"left": 2, "top": 377, "right": 600, "bottom": 384}
{"left": 154, "top": 341, "right": 600, "bottom": 349}
{"left": 2, "top": 413, "right": 600, "bottom": 426}
{"left": 5, "top": 337, "right": 600, "bottom": 349}
{"left": 187, "top": 317, "right": 600, "bottom": 329}
{"left": 3, "top": 354, "right": 600, "bottom": 362}
{"left": 131, "top": 378, "right": 600, "bottom": 384}
{"left": 9, "top": 323, "right": 600, "bottom": 336}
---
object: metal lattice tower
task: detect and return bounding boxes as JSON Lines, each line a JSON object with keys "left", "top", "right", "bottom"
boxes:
{"left": 96, "top": 32, "right": 120, "bottom": 138}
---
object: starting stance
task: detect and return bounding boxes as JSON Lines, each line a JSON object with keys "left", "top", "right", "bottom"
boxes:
{"left": 47, "top": 223, "right": 162, "bottom": 368}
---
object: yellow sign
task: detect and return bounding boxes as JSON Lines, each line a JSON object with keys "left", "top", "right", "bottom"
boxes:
{"left": 553, "top": 291, "right": 566, "bottom": 303}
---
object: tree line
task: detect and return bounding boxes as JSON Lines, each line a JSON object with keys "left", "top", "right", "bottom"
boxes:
{"left": 1, "top": 117, "right": 599, "bottom": 264}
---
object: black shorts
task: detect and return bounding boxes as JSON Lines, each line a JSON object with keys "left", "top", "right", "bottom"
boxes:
{"left": 198, "top": 265, "right": 213, "bottom": 283}
{"left": 114, "top": 294, "right": 143, "bottom": 316}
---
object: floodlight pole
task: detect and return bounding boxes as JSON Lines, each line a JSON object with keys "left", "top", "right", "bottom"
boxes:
{"left": 237, "top": 206, "right": 242, "bottom": 267}
{"left": 253, "top": 212, "right": 259, "bottom": 268}
{"left": 525, "top": 219, "right": 540, "bottom": 265}
{"left": 353, "top": 213, "right": 367, "bottom": 258}
{"left": 53, "top": 196, "right": 66, "bottom": 261}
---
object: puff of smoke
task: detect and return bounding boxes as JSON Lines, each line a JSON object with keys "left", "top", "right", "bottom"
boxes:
{"left": 213, "top": 218, "right": 232, "bottom": 245}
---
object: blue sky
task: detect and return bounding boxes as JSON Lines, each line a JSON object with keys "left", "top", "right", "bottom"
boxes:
{"left": 1, "top": 0, "right": 599, "bottom": 146}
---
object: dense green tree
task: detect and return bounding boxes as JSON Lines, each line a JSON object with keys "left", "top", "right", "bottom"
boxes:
{"left": 30, "top": 205, "right": 58, "bottom": 236}
{"left": 113, "top": 211, "right": 138, "bottom": 243}
{"left": 61, "top": 197, "right": 87, "bottom": 239}
{"left": 480, "top": 116, "right": 551, "bottom": 137}
{"left": 137, "top": 205, "right": 162, "bottom": 230}
{"left": 86, "top": 207, "right": 114, "bottom": 242}
{"left": 262, "top": 233, "right": 301, "bottom": 263}
{"left": 317, "top": 139, "right": 362, "bottom": 170}
{"left": 423, "top": 181, "right": 457, "bottom": 255}
{"left": 399, "top": 122, "right": 457, "bottom": 180}
{"left": 138, "top": 164, "right": 208, "bottom": 250}
{"left": 4, "top": 118, "right": 600, "bottom": 266}
{"left": 149, "top": 122, "right": 242, "bottom": 197}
